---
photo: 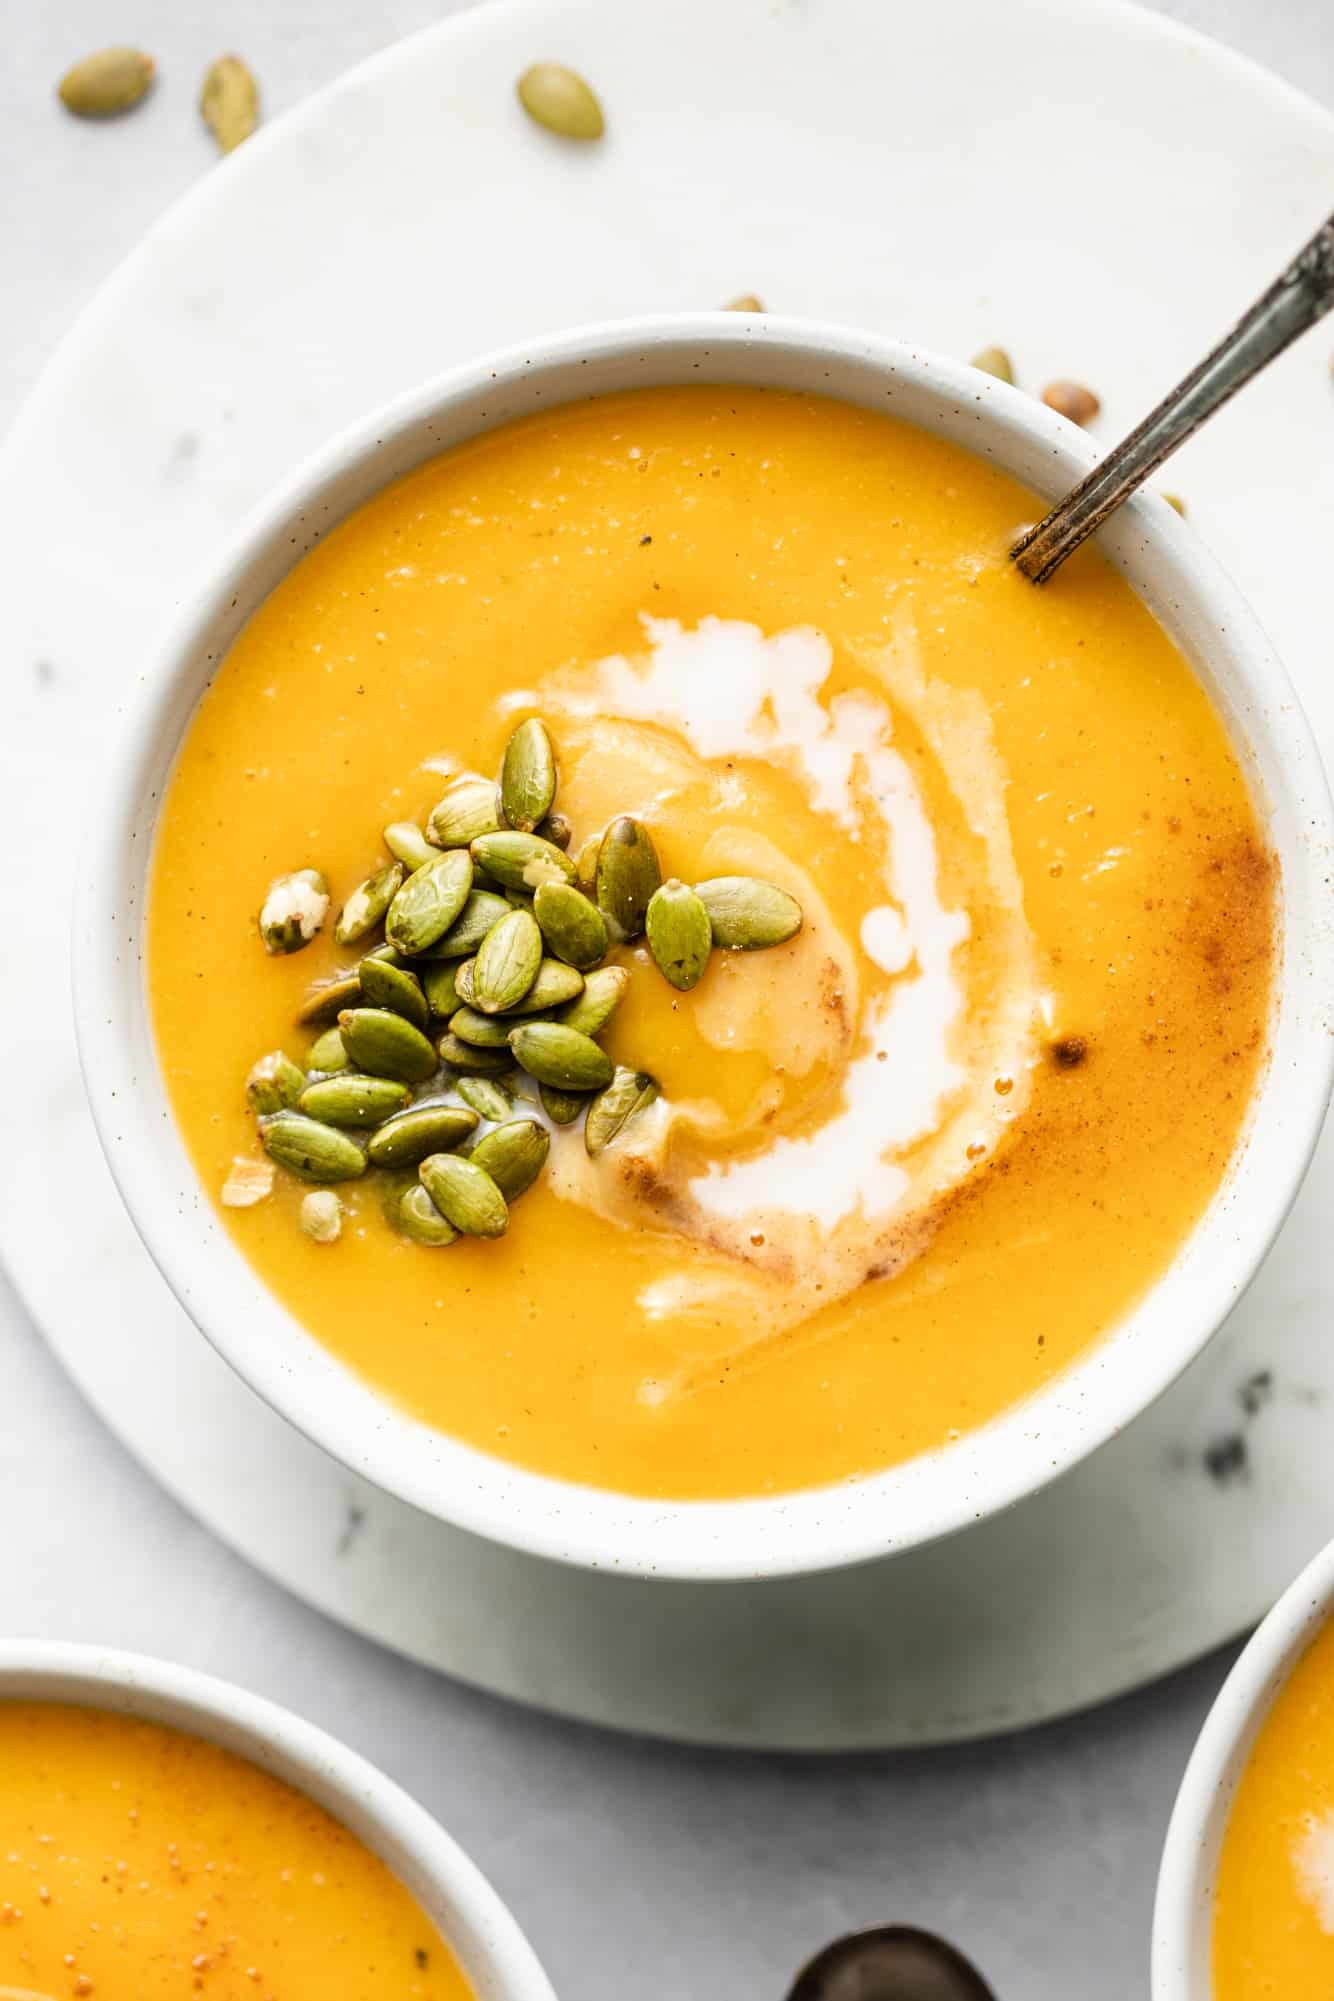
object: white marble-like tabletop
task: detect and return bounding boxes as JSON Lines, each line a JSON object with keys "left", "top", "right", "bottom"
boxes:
{"left": 4, "top": 3, "right": 1334, "bottom": 1997}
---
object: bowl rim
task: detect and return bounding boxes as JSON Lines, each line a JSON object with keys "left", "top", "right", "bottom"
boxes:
{"left": 0, "top": 1638, "right": 556, "bottom": 2000}
{"left": 1151, "top": 1534, "right": 1334, "bottom": 1999}
{"left": 73, "top": 310, "right": 1334, "bottom": 1581}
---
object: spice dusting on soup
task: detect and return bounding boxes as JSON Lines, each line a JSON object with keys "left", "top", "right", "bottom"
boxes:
{"left": 0, "top": 1703, "right": 471, "bottom": 1999}
{"left": 148, "top": 385, "right": 1274, "bottom": 1500}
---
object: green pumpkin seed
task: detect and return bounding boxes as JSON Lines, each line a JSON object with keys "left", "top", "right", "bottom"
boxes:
{"left": 427, "top": 774, "right": 503, "bottom": 848}
{"left": 453, "top": 957, "right": 478, "bottom": 1006}
{"left": 500, "top": 958, "right": 584, "bottom": 1014}
{"left": 448, "top": 1006, "right": 521, "bottom": 1049}
{"left": 695, "top": 876, "right": 803, "bottom": 950}
{"left": 500, "top": 717, "right": 557, "bottom": 832}
{"left": 338, "top": 1006, "right": 439, "bottom": 1082}
{"left": 646, "top": 878, "right": 712, "bottom": 990}
{"left": 245, "top": 1050, "right": 305, "bottom": 1114}
{"left": 260, "top": 1112, "right": 367, "bottom": 1182}
{"left": 259, "top": 868, "right": 329, "bottom": 954}
{"left": 305, "top": 1026, "right": 348, "bottom": 1073}
{"left": 456, "top": 1075, "right": 514, "bottom": 1122}
{"left": 200, "top": 53, "right": 259, "bottom": 153}
{"left": 971, "top": 345, "right": 1014, "bottom": 384}
{"left": 539, "top": 1083, "right": 589, "bottom": 1125}
{"left": 364, "top": 942, "right": 407, "bottom": 966}
{"left": 595, "top": 816, "right": 661, "bottom": 942}
{"left": 421, "top": 961, "right": 462, "bottom": 1020}
{"left": 574, "top": 830, "right": 603, "bottom": 892}
{"left": 299, "top": 1189, "right": 343, "bottom": 1243}
{"left": 436, "top": 1032, "right": 514, "bottom": 1075}
{"left": 472, "top": 906, "right": 542, "bottom": 1014}
{"left": 296, "top": 969, "right": 364, "bottom": 1028}
{"left": 383, "top": 821, "right": 438, "bottom": 871}
{"left": 419, "top": 1153, "right": 509, "bottom": 1237}
{"left": 536, "top": 811, "right": 573, "bottom": 851}
{"left": 335, "top": 862, "right": 404, "bottom": 946}
{"left": 385, "top": 849, "right": 473, "bottom": 955}
{"left": 59, "top": 45, "right": 156, "bottom": 117}
{"left": 585, "top": 1068, "right": 660, "bottom": 1156}
{"left": 470, "top": 1119, "right": 549, "bottom": 1201}
{"left": 557, "top": 963, "right": 629, "bottom": 1036}
{"left": 516, "top": 62, "right": 604, "bottom": 141}
{"left": 366, "top": 1100, "right": 478, "bottom": 1168}
{"left": 509, "top": 1022, "right": 613, "bottom": 1091}
{"left": 422, "top": 890, "right": 511, "bottom": 960}
{"left": 533, "top": 881, "right": 608, "bottom": 970}
{"left": 358, "top": 955, "right": 429, "bottom": 1030}
{"left": 397, "top": 1181, "right": 460, "bottom": 1247}
{"left": 471, "top": 830, "right": 576, "bottom": 892}
{"left": 298, "top": 1074, "right": 411, "bottom": 1128}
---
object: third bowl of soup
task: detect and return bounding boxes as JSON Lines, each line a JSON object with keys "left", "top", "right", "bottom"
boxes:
{"left": 74, "top": 317, "right": 1332, "bottom": 1578}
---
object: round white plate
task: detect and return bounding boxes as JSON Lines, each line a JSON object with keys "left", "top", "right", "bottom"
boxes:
{"left": 4, "top": 0, "right": 1334, "bottom": 1749}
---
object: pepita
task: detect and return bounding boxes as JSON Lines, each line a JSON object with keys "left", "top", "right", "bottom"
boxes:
{"left": 557, "top": 963, "right": 628, "bottom": 1036}
{"left": 437, "top": 1032, "right": 514, "bottom": 1075}
{"left": 338, "top": 1006, "right": 439, "bottom": 1083}
{"left": 470, "top": 1119, "right": 549, "bottom": 1201}
{"left": 452, "top": 956, "right": 478, "bottom": 1006}
{"left": 726, "top": 293, "right": 765, "bottom": 312}
{"left": 500, "top": 958, "right": 584, "bottom": 1014}
{"left": 456, "top": 1075, "right": 514, "bottom": 1122}
{"left": 500, "top": 717, "right": 557, "bottom": 831}
{"left": 971, "top": 345, "right": 1014, "bottom": 384}
{"left": 298, "top": 1074, "right": 411, "bottom": 1129}
{"left": 358, "top": 954, "right": 429, "bottom": 1030}
{"left": 259, "top": 868, "right": 329, "bottom": 954}
{"left": 427, "top": 773, "right": 502, "bottom": 849}
{"left": 335, "top": 862, "right": 404, "bottom": 945}
{"left": 533, "top": 881, "right": 608, "bottom": 970}
{"left": 299, "top": 1189, "right": 343, "bottom": 1243}
{"left": 366, "top": 1100, "right": 478, "bottom": 1168}
{"left": 574, "top": 829, "right": 603, "bottom": 892}
{"left": 421, "top": 961, "right": 462, "bottom": 1020}
{"left": 397, "top": 1181, "right": 460, "bottom": 1247}
{"left": 536, "top": 811, "right": 574, "bottom": 851}
{"left": 585, "top": 1067, "right": 660, "bottom": 1156}
{"left": 1042, "top": 379, "right": 1101, "bottom": 426}
{"left": 383, "top": 820, "right": 437, "bottom": 871}
{"left": 260, "top": 1112, "right": 367, "bottom": 1182}
{"left": 58, "top": 45, "right": 156, "bottom": 117}
{"left": 448, "top": 1006, "right": 520, "bottom": 1050}
{"left": 305, "top": 1026, "right": 348, "bottom": 1073}
{"left": 385, "top": 848, "right": 473, "bottom": 955}
{"left": 516, "top": 62, "right": 604, "bottom": 141}
{"left": 508, "top": 1022, "right": 613, "bottom": 1092}
{"left": 200, "top": 53, "right": 259, "bottom": 153}
{"left": 245, "top": 1050, "right": 305, "bottom": 1114}
{"left": 473, "top": 906, "right": 543, "bottom": 1013}
{"left": 539, "top": 1082, "right": 588, "bottom": 1126}
{"left": 645, "top": 878, "right": 711, "bottom": 990}
{"left": 419, "top": 1153, "right": 509, "bottom": 1237}
{"left": 296, "top": 969, "right": 363, "bottom": 1028}
{"left": 595, "top": 816, "right": 661, "bottom": 941}
{"left": 471, "top": 829, "right": 576, "bottom": 891}
{"left": 695, "top": 875, "right": 802, "bottom": 950}
{"left": 423, "top": 889, "right": 511, "bottom": 959}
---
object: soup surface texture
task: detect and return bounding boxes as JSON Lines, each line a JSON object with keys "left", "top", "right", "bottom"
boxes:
{"left": 148, "top": 385, "right": 1274, "bottom": 1500}
{"left": 1214, "top": 1616, "right": 1334, "bottom": 1995}
{"left": 0, "top": 1702, "right": 469, "bottom": 1999}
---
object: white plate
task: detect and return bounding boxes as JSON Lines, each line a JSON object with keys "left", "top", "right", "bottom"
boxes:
{"left": 3, "top": 0, "right": 1334, "bottom": 1747}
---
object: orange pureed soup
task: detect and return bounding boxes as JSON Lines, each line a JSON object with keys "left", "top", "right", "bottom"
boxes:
{"left": 148, "top": 385, "right": 1274, "bottom": 1500}
{"left": 0, "top": 1703, "right": 470, "bottom": 1999}
{"left": 1214, "top": 1618, "right": 1334, "bottom": 1995}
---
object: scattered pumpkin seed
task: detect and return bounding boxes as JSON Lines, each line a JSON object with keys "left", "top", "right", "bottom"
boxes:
{"left": 557, "top": 964, "right": 629, "bottom": 1036}
{"left": 452, "top": 956, "right": 478, "bottom": 1006}
{"left": 473, "top": 906, "right": 543, "bottom": 1013}
{"left": 335, "top": 862, "right": 404, "bottom": 945}
{"left": 259, "top": 868, "right": 329, "bottom": 954}
{"left": 397, "top": 1181, "right": 460, "bottom": 1246}
{"left": 1042, "top": 379, "right": 1100, "bottom": 425}
{"left": 726, "top": 293, "right": 765, "bottom": 312}
{"left": 516, "top": 61, "right": 604, "bottom": 141}
{"left": 296, "top": 969, "right": 363, "bottom": 1028}
{"left": 509, "top": 1021, "right": 613, "bottom": 1092}
{"left": 385, "top": 848, "right": 473, "bottom": 955}
{"left": 533, "top": 881, "right": 608, "bottom": 970}
{"left": 366, "top": 1100, "right": 478, "bottom": 1168}
{"left": 646, "top": 878, "right": 712, "bottom": 990}
{"left": 338, "top": 1006, "right": 439, "bottom": 1083}
{"left": 470, "top": 1119, "right": 550, "bottom": 1201}
{"left": 539, "top": 1082, "right": 588, "bottom": 1125}
{"left": 383, "top": 820, "right": 437, "bottom": 871}
{"left": 501, "top": 717, "right": 557, "bottom": 831}
{"left": 471, "top": 829, "right": 576, "bottom": 891}
{"left": 200, "top": 53, "right": 259, "bottom": 153}
{"left": 358, "top": 954, "right": 429, "bottom": 1030}
{"left": 419, "top": 1153, "right": 509, "bottom": 1237}
{"left": 423, "top": 889, "right": 512, "bottom": 959}
{"left": 452, "top": 1075, "right": 511, "bottom": 1124}
{"left": 221, "top": 1156, "right": 275, "bottom": 1207}
{"left": 1163, "top": 492, "right": 1187, "bottom": 515}
{"left": 449, "top": 1005, "right": 521, "bottom": 1049}
{"left": 696, "top": 875, "right": 802, "bottom": 950}
{"left": 437, "top": 1031, "right": 514, "bottom": 1075}
{"left": 427, "top": 773, "right": 503, "bottom": 848}
{"left": 58, "top": 46, "right": 156, "bottom": 118}
{"left": 299, "top": 1189, "right": 342, "bottom": 1242}
{"left": 260, "top": 1112, "right": 366, "bottom": 1182}
{"left": 595, "top": 815, "right": 661, "bottom": 941}
{"left": 421, "top": 961, "right": 462, "bottom": 1020}
{"left": 500, "top": 958, "right": 585, "bottom": 1014}
{"left": 245, "top": 1050, "right": 305, "bottom": 1114}
{"left": 536, "top": 811, "right": 574, "bottom": 850}
{"left": 574, "top": 829, "right": 603, "bottom": 892}
{"left": 306, "top": 1026, "right": 348, "bottom": 1073}
{"left": 971, "top": 346, "right": 1014, "bottom": 384}
{"left": 585, "top": 1067, "right": 659, "bottom": 1156}
{"left": 298, "top": 1074, "right": 411, "bottom": 1129}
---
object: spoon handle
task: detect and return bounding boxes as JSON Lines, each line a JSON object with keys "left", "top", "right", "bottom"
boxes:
{"left": 1011, "top": 211, "right": 1334, "bottom": 583}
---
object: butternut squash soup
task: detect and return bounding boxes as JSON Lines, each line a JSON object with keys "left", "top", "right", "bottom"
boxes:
{"left": 147, "top": 385, "right": 1274, "bottom": 1500}
{"left": 1213, "top": 1616, "right": 1334, "bottom": 1996}
{"left": 0, "top": 1703, "right": 470, "bottom": 1999}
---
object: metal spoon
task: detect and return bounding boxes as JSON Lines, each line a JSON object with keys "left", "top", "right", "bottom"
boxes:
{"left": 1011, "top": 209, "right": 1334, "bottom": 583}
{"left": 786, "top": 1924, "right": 996, "bottom": 2000}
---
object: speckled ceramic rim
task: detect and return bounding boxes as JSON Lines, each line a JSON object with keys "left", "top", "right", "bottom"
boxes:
{"left": 1151, "top": 1533, "right": 1334, "bottom": 1997}
{"left": 0, "top": 1639, "right": 556, "bottom": 2000}
{"left": 73, "top": 314, "right": 1334, "bottom": 1581}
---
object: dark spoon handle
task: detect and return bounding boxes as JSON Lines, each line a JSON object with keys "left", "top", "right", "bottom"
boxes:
{"left": 1011, "top": 210, "right": 1334, "bottom": 584}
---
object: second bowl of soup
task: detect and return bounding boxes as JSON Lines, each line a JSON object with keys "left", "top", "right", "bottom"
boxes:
{"left": 75, "top": 318, "right": 1332, "bottom": 1578}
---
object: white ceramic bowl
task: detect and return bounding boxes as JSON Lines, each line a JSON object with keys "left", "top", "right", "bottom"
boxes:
{"left": 74, "top": 314, "right": 1333, "bottom": 1582}
{"left": 1152, "top": 1534, "right": 1334, "bottom": 1998}
{"left": 0, "top": 1639, "right": 555, "bottom": 2000}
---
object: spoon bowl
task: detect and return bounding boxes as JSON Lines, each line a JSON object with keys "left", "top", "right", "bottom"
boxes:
{"left": 787, "top": 1925, "right": 996, "bottom": 2001}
